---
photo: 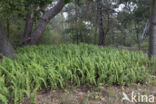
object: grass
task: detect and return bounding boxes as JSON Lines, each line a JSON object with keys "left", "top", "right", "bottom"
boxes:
{"left": 0, "top": 44, "right": 155, "bottom": 104}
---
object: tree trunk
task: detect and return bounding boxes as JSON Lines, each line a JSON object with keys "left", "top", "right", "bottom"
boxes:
{"left": 135, "top": 23, "right": 141, "bottom": 50}
{"left": 97, "top": 0, "right": 105, "bottom": 46}
{"left": 142, "top": 20, "right": 150, "bottom": 40}
{"left": 30, "top": 0, "right": 64, "bottom": 44}
{"left": 149, "top": 0, "right": 156, "bottom": 58}
{"left": 21, "top": 9, "right": 34, "bottom": 45}
{"left": 0, "top": 23, "right": 15, "bottom": 57}
{"left": 94, "top": 27, "right": 98, "bottom": 44}
{"left": 6, "top": 17, "right": 10, "bottom": 38}
{"left": 136, "top": 33, "right": 141, "bottom": 50}
{"left": 77, "top": 32, "right": 79, "bottom": 44}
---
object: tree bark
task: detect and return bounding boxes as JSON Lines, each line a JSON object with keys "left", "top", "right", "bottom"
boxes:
{"left": 97, "top": 0, "right": 105, "bottom": 46}
{"left": 142, "top": 20, "right": 150, "bottom": 40}
{"left": 149, "top": 0, "right": 156, "bottom": 58}
{"left": 6, "top": 17, "right": 10, "bottom": 38}
{"left": 21, "top": 10, "right": 34, "bottom": 45}
{"left": 30, "top": 0, "right": 64, "bottom": 44}
{"left": 136, "top": 32, "right": 141, "bottom": 50}
{"left": 134, "top": 23, "right": 141, "bottom": 50}
{"left": 0, "top": 23, "right": 16, "bottom": 57}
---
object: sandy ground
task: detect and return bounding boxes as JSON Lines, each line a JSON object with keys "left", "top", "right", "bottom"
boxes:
{"left": 22, "top": 78, "right": 156, "bottom": 104}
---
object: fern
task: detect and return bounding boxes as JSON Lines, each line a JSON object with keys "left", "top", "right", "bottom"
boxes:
{"left": 0, "top": 44, "right": 155, "bottom": 104}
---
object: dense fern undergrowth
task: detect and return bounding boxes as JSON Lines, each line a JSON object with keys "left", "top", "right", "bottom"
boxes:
{"left": 0, "top": 44, "right": 156, "bottom": 104}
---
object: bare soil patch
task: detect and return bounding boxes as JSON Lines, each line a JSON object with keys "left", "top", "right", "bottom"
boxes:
{"left": 22, "top": 79, "right": 156, "bottom": 104}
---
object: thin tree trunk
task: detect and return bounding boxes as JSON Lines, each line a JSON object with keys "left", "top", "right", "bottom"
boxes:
{"left": 0, "top": 23, "right": 15, "bottom": 57}
{"left": 30, "top": 0, "right": 64, "bottom": 44}
{"left": 119, "top": 27, "right": 126, "bottom": 46}
{"left": 135, "top": 23, "right": 141, "bottom": 50}
{"left": 6, "top": 17, "right": 10, "bottom": 38}
{"left": 21, "top": 9, "right": 34, "bottom": 45}
{"left": 94, "top": 27, "right": 98, "bottom": 44}
{"left": 77, "top": 32, "right": 79, "bottom": 44}
{"left": 136, "top": 33, "right": 141, "bottom": 50}
{"left": 142, "top": 20, "right": 150, "bottom": 40}
{"left": 149, "top": 0, "right": 156, "bottom": 58}
{"left": 97, "top": 0, "right": 105, "bottom": 46}
{"left": 123, "top": 30, "right": 126, "bottom": 46}
{"left": 104, "top": 12, "right": 110, "bottom": 37}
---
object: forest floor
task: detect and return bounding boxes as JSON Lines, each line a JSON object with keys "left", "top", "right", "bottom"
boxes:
{"left": 23, "top": 78, "right": 156, "bottom": 104}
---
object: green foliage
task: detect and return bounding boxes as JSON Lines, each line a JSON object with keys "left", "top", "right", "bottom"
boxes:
{"left": 39, "top": 25, "right": 63, "bottom": 44}
{"left": 0, "top": 44, "right": 155, "bottom": 103}
{"left": 0, "top": 75, "right": 9, "bottom": 104}
{"left": 64, "top": 22, "right": 92, "bottom": 43}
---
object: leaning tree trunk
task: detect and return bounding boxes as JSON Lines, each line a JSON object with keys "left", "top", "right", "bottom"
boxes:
{"left": 97, "top": 0, "right": 105, "bottom": 46}
{"left": 0, "top": 23, "right": 15, "bottom": 57}
{"left": 149, "top": 0, "right": 156, "bottom": 58}
{"left": 30, "top": 0, "right": 64, "bottom": 44}
{"left": 21, "top": 10, "right": 34, "bottom": 45}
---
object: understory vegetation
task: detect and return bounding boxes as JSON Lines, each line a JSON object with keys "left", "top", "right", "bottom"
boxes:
{"left": 0, "top": 44, "right": 155, "bottom": 104}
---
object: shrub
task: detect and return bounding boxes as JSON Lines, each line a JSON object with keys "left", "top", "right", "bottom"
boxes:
{"left": 0, "top": 44, "right": 155, "bottom": 104}
{"left": 39, "top": 25, "right": 63, "bottom": 45}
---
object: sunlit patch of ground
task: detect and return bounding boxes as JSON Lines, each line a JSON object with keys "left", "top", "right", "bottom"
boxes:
{"left": 22, "top": 78, "right": 156, "bottom": 104}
